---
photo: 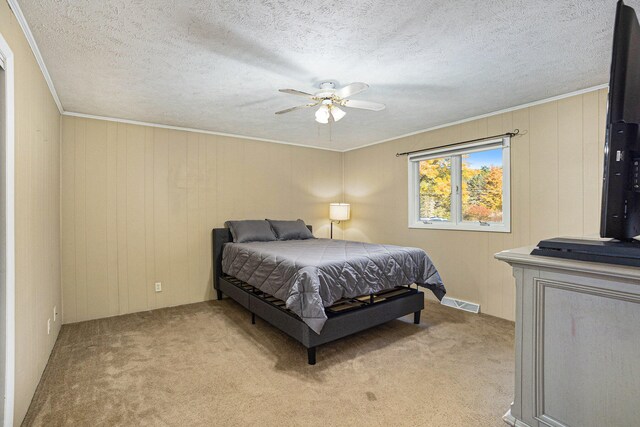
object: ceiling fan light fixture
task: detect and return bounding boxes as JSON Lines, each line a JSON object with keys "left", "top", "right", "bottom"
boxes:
{"left": 331, "top": 106, "right": 346, "bottom": 122}
{"left": 277, "top": 82, "right": 385, "bottom": 124}
{"left": 315, "top": 104, "right": 330, "bottom": 124}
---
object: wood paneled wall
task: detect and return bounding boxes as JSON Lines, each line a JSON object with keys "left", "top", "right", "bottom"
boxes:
{"left": 344, "top": 89, "right": 607, "bottom": 321}
{"left": 61, "top": 116, "right": 343, "bottom": 324}
{"left": 1, "top": 4, "right": 62, "bottom": 425}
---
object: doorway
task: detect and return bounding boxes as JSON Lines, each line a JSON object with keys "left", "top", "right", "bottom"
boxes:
{"left": 0, "top": 32, "right": 15, "bottom": 427}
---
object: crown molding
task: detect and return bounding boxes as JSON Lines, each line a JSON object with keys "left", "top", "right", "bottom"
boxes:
{"left": 7, "top": 0, "right": 63, "bottom": 113}
{"left": 65, "top": 82, "right": 608, "bottom": 154}
{"left": 344, "top": 83, "right": 609, "bottom": 152}
{"left": 62, "top": 111, "right": 343, "bottom": 152}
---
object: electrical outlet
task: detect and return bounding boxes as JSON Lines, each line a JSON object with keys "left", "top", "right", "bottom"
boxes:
{"left": 53, "top": 306, "right": 57, "bottom": 322}
{"left": 47, "top": 318, "right": 51, "bottom": 335}
{"left": 155, "top": 282, "right": 162, "bottom": 292}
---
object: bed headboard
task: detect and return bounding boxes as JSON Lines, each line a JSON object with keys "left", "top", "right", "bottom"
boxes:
{"left": 211, "top": 224, "right": 313, "bottom": 292}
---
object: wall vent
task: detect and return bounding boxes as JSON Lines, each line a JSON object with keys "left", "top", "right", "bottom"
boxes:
{"left": 440, "top": 296, "right": 480, "bottom": 314}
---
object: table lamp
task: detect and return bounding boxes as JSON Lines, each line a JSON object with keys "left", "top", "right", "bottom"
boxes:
{"left": 329, "top": 203, "right": 350, "bottom": 239}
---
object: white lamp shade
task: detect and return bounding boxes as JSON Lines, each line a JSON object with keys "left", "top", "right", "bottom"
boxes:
{"left": 331, "top": 106, "right": 346, "bottom": 122}
{"left": 329, "top": 203, "right": 351, "bottom": 221}
{"left": 315, "top": 105, "right": 330, "bottom": 124}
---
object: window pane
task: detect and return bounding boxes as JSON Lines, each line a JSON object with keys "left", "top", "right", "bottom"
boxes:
{"left": 418, "top": 157, "right": 452, "bottom": 222}
{"left": 461, "top": 148, "right": 503, "bottom": 223}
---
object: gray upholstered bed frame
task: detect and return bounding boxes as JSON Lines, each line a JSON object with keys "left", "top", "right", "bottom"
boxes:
{"left": 211, "top": 226, "right": 425, "bottom": 365}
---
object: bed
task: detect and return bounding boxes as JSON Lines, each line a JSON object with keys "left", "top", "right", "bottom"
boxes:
{"left": 211, "top": 222, "right": 445, "bottom": 365}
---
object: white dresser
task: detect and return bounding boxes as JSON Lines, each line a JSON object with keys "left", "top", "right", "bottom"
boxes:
{"left": 495, "top": 247, "right": 640, "bottom": 427}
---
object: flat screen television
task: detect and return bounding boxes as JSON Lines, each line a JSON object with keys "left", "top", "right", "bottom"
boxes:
{"left": 601, "top": 0, "right": 640, "bottom": 241}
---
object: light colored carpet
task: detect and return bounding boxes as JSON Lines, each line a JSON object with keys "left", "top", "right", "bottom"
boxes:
{"left": 23, "top": 298, "right": 514, "bottom": 426}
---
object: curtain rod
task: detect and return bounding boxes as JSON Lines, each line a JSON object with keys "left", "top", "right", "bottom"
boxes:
{"left": 395, "top": 129, "right": 520, "bottom": 157}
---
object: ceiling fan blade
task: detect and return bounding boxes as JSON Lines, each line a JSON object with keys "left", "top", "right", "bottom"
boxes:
{"left": 341, "top": 99, "right": 386, "bottom": 111}
{"left": 278, "top": 89, "right": 314, "bottom": 97}
{"left": 275, "top": 103, "right": 319, "bottom": 115}
{"left": 335, "top": 82, "right": 369, "bottom": 99}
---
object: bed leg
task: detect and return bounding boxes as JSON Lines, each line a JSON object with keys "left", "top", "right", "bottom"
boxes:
{"left": 216, "top": 289, "right": 223, "bottom": 300}
{"left": 251, "top": 313, "right": 256, "bottom": 325}
{"left": 413, "top": 310, "right": 421, "bottom": 324}
{"left": 307, "top": 347, "right": 316, "bottom": 365}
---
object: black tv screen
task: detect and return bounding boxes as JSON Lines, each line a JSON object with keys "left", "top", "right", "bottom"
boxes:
{"left": 601, "top": 0, "right": 640, "bottom": 241}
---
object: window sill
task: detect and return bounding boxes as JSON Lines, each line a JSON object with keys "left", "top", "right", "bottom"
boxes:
{"left": 408, "top": 222, "right": 511, "bottom": 233}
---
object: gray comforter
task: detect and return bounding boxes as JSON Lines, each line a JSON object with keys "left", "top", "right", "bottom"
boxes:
{"left": 222, "top": 238, "right": 446, "bottom": 334}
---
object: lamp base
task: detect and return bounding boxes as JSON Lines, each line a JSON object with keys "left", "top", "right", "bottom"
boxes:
{"left": 330, "top": 221, "right": 341, "bottom": 239}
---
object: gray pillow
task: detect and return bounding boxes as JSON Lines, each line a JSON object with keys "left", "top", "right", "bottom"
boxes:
{"left": 266, "top": 219, "right": 314, "bottom": 240}
{"left": 225, "top": 220, "right": 277, "bottom": 243}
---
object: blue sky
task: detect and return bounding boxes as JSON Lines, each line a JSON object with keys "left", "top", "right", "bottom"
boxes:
{"left": 464, "top": 149, "right": 502, "bottom": 169}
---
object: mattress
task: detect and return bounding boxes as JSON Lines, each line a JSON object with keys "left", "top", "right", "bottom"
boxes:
{"left": 221, "top": 238, "right": 446, "bottom": 334}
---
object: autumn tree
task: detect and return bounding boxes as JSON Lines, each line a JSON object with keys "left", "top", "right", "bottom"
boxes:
{"left": 419, "top": 158, "right": 451, "bottom": 219}
{"left": 481, "top": 166, "right": 503, "bottom": 212}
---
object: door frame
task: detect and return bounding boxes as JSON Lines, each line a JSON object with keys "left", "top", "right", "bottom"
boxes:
{"left": 0, "top": 32, "right": 15, "bottom": 427}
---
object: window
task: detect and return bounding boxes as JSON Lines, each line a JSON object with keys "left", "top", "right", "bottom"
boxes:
{"left": 408, "top": 136, "right": 510, "bottom": 232}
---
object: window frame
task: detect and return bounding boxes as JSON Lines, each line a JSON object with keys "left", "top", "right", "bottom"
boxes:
{"left": 407, "top": 136, "right": 511, "bottom": 233}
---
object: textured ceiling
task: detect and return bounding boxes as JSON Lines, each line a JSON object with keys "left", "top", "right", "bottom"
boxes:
{"left": 18, "top": 0, "right": 628, "bottom": 150}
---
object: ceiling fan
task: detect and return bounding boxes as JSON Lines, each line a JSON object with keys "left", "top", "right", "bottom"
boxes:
{"left": 275, "top": 82, "right": 385, "bottom": 124}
